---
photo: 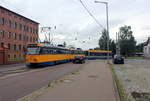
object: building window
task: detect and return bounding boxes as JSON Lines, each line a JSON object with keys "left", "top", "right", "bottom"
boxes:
{"left": 1, "top": 42, "right": 4, "bottom": 47}
{"left": 14, "top": 33, "right": 17, "bottom": 40}
{"left": 30, "top": 27, "right": 32, "bottom": 33}
{"left": 19, "top": 45, "right": 21, "bottom": 51}
{"left": 19, "top": 54, "right": 21, "bottom": 58}
{"left": 23, "top": 35, "right": 26, "bottom": 41}
{"left": 36, "top": 29, "right": 38, "bottom": 34}
{"left": 23, "top": 25, "right": 26, "bottom": 31}
{"left": 13, "top": 44, "right": 16, "bottom": 51}
{"left": 19, "top": 34, "right": 22, "bottom": 40}
{"left": 9, "top": 20, "right": 11, "bottom": 27}
{"left": 8, "top": 43, "right": 11, "bottom": 50}
{"left": 19, "top": 24, "right": 22, "bottom": 30}
{"left": 14, "top": 54, "right": 16, "bottom": 58}
{"left": 1, "top": 30, "right": 5, "bottom": 38}
{"left": 0, "top": 17, "right": 5, "bottom": 25}
{"left": 33, "top": 29, "right": 35, "bottom": 34}
{"left": 12, "top": 22, "right": 16, "bottom": 28}
{"left": 30, "top": 37, "right": 32, "bottom": 42}
{"left": 26, "top": 36, "right": 29, "bottom": 41}
{"left": 8, "top": 32, "right": 11, "bottom": 39}
{"left": 2, "top": 18, "right": 4, "bottom": 25}
{"left": 14, "top": 22, "right": 17, "bottom": 29}
{"left": 8, "top": 54, "right": 10, "bottom": 58}
{"left": 33, "top": 37, "right": 35, "bottom": 42}
{"left": 26, "top": 26, "right": 29, "bottom": 32}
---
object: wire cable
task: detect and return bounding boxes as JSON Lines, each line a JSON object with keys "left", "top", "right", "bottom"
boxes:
{"left": 78, "top": 0, "right": 105, "bottom": 29}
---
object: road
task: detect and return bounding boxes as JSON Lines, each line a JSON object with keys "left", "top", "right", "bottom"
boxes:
{"left": 0, "top": 62, "right": 85, "bottom": 101}
{"left": 0, "top": 64, "right": 29, "bottom": 77}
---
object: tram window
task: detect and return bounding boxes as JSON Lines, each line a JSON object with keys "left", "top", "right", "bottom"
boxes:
{"left": 49, "top": 50, "right": 54, "bottom": 54}
{"left": 40, "top": 49, "right": 48, "bottom": 54}
{"left": 53, "top": 50, "right": 57, "bottom": 54}
{"left": 27, "top": 47, "right": 40, "bottom": 55}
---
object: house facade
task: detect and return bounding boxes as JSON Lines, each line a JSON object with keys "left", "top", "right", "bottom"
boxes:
{"left": 0, "top": 6, "right": 39, "bottom": 64}
{"left": 143, "top": 37, "right": 150, "bottom": 58}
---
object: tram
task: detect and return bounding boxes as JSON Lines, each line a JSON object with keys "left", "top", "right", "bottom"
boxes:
{"left": 26, "top": 43, "right": 85, "bottom": 67}
{"left": 85, "top": 50, "right": 112, "bottom": 60}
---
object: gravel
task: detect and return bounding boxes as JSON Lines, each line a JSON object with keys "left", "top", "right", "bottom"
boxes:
{"left": 114, "top": 59, "right": 150, "bottom": 101}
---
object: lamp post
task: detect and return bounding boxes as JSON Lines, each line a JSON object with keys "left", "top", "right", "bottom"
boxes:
{"left": 94, "top": 1, "right": 110, "bottom": 63}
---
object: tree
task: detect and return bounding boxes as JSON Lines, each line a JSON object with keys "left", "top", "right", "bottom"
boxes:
{"left": 63, "top": 41, "right": 67, "bottom": 47}
{"left": 119, "top": 25, "right": 136, "bottom": 56}
{"left": 110, "top": 40, "right": 116, "bottom": 54}
{"left": 136, "top": 42, "right": 145, "bottom": 52}
{"left": 99, "top": 29, "right": 109, "bottom": 50}
{"left": 99, "top": 29, "right": 116, "bottom": 53}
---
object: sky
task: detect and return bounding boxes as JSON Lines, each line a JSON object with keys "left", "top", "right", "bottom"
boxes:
{"left": 0, "top": 0, "right": 150, "bottom": 49}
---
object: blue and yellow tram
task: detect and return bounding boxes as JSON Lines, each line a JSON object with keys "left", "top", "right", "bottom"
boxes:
{"left": 26, "top": 44, "right": 85, "bottom": 67}
{"left": 85, "top": 50, "right": 112, "bottom": 60}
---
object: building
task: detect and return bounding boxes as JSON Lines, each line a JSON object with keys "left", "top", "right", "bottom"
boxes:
{"left": 0, "top": 6, "right": 39, "bottom": 65}
{"left": 143, "top": 37, "right": 150, "bottom": 58}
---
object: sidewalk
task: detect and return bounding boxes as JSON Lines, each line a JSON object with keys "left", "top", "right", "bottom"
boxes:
{"left": 34, "top": 60, "right": 118, "bottom": 101}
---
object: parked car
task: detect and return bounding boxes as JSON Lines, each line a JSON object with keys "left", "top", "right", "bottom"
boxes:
{"left": 73, "top": 56, "right": 85, "bottom": 64}
{"left": 113, "top": 55, "right": 124, "bottom": 64}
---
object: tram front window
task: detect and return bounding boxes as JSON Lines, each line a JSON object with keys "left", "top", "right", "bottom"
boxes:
{"left": 27, "top": 47, "right": 40, "bottom": 55}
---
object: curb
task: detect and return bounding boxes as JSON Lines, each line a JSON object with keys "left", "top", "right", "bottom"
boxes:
{"left": 108, "top": 63, "right": 121, "bottom": 101}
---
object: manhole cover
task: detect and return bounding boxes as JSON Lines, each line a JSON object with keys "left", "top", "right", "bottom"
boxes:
{"left": 88, "top": 75, "right": 99, "bottom": 78}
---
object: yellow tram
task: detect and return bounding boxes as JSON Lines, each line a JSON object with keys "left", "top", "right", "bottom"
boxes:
{"left": 26, "top": 43, "right": 85, "bottom": 67}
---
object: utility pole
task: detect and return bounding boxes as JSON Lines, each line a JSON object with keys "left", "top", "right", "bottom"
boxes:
{"left": 94, "top": 1, "right": 110, "bottom": 63}
{"left": 116, "top": 32, "right": 121, "bottom": 57}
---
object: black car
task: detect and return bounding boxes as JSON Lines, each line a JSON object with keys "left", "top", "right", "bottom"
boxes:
{"left": 113, "top": 55, "right": 124, "bottom": 64}
{"left": 73, "top": 56, "right": 85, "bottom": 64}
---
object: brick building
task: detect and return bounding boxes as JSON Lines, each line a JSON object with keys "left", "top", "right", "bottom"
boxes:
{"left": 0, "top": 6, "right": 39, "bottom": 64}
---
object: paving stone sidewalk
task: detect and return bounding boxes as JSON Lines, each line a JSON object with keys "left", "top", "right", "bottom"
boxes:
{"left": 34, "top": 60, "right": 118, "bottom": 101}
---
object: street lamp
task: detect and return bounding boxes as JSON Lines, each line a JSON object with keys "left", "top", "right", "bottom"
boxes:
{"left": 94, "top": 1, "right": 110, "bottom": 63}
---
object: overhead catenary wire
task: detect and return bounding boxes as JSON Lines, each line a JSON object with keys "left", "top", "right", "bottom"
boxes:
{"left": 78, "top": 0, "right": 105, "bottom": 29}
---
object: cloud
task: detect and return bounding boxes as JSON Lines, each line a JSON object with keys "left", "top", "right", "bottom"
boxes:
{"left": 1, "top": 0, "right": 150, "bottom": 49}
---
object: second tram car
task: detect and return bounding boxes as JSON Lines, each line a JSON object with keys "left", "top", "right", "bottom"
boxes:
{"left": 85, "top": 50, "right": 112, "bottom": 60}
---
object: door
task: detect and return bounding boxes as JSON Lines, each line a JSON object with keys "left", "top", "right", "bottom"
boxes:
{"left": 0, "top": 51, "right": 4, "bottom": 64}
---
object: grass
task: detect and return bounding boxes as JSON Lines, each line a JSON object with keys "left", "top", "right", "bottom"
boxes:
{"left": 8, "top": 58, "right": 25, "bottom": 62}
{"left": 125, "top": 56, "right": 143, "bottom": 59}
{"left": 109, "top": 64, "right": 131, "bottom": 101}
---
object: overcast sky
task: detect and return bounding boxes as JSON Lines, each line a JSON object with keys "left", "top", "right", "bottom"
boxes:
{"left": 0, "top": 0, "right": 150, "bottom": 49}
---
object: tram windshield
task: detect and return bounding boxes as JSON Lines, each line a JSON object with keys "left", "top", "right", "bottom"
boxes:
{"left": 27, "top": 47, "right": 40, "bottom": 55}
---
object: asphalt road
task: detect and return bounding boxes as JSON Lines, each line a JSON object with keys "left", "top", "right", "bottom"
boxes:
{"left": 0, "top": 63, "right": 84, "bottom": 101}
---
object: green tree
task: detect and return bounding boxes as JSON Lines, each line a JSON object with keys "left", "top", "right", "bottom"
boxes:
{"left": 136, "top": 42, "right": 145, "bottom": 52}
{"left": 99, "top": 29, "right": 116, "bottom": 53}
{"left": 110, "top": 40, "right": 116, "bottom": 54}
{"left": 99, "top": 29, "right": 108, "bottom": 50}
{"left": 63, "top": 41, "right": 67, "bottom": 47}
{"left": 119, "top": 25, "right": 136, "bottom": 56}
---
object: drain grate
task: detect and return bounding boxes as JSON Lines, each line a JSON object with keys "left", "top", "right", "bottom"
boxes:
{"left": 88, "top": 75, "right": 99, "bottom": 78}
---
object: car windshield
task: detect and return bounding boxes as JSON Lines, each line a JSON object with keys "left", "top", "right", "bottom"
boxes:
{"left": 27, "top": 47, "right": 40, "bottom": 55}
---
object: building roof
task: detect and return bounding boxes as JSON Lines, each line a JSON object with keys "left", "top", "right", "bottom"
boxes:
{"left": 0, "top": 5, "right": 39, "bottom": 24}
